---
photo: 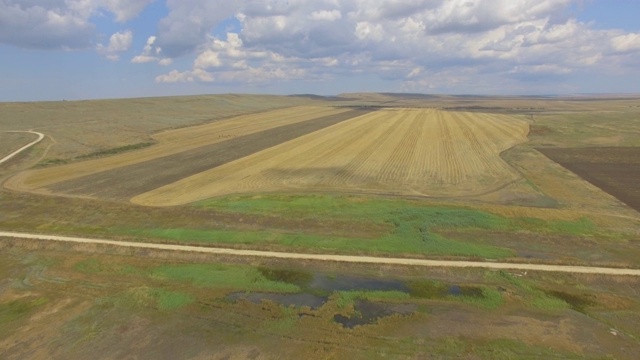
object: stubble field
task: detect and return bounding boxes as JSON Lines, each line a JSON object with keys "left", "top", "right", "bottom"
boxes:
{"left": 6, "top": 107, "right": 529, "bottom": 206}
{"left": 135, "top": 109, "right": 529, "bottom": 206}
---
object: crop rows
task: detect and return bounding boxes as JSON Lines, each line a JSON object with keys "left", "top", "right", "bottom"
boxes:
{"left": 134, "top": 109, "right": 529, "bottom": 206}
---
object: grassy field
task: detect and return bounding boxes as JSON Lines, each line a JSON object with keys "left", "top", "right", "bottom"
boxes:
{"left": 1, "top": 247, "right": 639, "bottom": 359}
{"left": 0, "top": 132, "right": 39, "bottom": 160}
{"left": 2, "top": 93, "right": 640, "bottom": 358}
{"left": 0, "top": 94, "right": 318, "bottom": 161}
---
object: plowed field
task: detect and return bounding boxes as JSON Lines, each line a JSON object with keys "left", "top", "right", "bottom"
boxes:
{"left": 133, "top": 109, "right": 529, "bottom": 206}
{"left": 538, "top": 147, "right": 640, "bottom": 212}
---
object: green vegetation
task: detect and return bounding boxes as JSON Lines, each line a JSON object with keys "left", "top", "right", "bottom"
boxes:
{"left": 151, "top": 264, "right": 300, "bottom": 293}
{"left": 114, "top": 193, "right": 593, "bottom": 258}
{"left": 335, "top": 290, "right": 411, "bottom": 309}
{"left": 150, "top": 288, "right": 194, "bottom": 311}
{"left": 407, "top": 279, "right": 503, "bottom": 309}
{"left": 198, "top": 194, "right": 601, "bottom": 236}
{"left": 258, "top": 267, "right": 313, "bottom": 287}
{"left": 0, "top": 297, "right": 48, "bottom": 325}
{"left": 99, "top": 286, "right": 193, "bottom": 312}
{"left": 487, "top": 271, "right": 570, "bottom": 311}
{"left": 121, "top": 225, "right": 513, "bottom": 258}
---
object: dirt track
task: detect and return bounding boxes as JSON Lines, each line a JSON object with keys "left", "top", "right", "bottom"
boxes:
{"left": 2, "top": 230, "right": 639, "bottom": 276}
{"left": 0, "top": 131, "right": 44, "bottom": 165}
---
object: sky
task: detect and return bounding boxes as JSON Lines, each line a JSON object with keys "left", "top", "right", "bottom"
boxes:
{"left": 1, "top": 0, "right": 640, "bottom": 101}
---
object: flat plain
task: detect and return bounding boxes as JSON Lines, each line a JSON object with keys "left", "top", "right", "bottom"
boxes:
{"left": 2, "top": 93, "right": 640, "bottom": 359}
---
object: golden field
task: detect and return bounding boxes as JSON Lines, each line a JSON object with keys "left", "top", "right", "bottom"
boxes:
{"left": 132, "top": 109, "right": 529, "bottom": 206}
{"left": 6, "top": 106, "right": 347, "bottom": 191}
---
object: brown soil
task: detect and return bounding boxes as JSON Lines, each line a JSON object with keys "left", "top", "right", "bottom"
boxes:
{"left": 537, "top": 147, "right": 640, "bottom": 212}
{"left": 47, "top": 109, "right": 371, "bottom": 200}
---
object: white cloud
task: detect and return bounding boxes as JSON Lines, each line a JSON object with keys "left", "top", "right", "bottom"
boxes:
{"left": 155, "top": 68, "right": 214, "bottom": 83}
{"left": 611, "top": 33, "right": 640, "bottom": 53}
{"left": 0, "top": 0, "right": 152, "bottom": 51}
{"left": 309, "top": 10, "right": 342, "bottom": 22}
{"left": 153, "top": 0, "right": 242, "bottom": 57}
{"left": 0, "top": 0, "right": 94, "bottom": 49}
{"left": 97, "top": 30, "right": 133, "bottom": 61}
{"left": 100, "top": 0, "right": 155, "bottom": 22}
{"left": 131, "top": 35, "right": 172, "bottom": 65}
{"left": 133, "top": 0, "right": 640, "bottom": 93}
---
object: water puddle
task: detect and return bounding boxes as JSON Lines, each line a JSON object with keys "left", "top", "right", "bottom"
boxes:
{"left": 310, "top": 274, "right": 410, "bottom": 293}
{"left": 227, "top": 268, "right": 488, "bottom": 327}
{"left": 228, "top": 292, "right": 327, "bottom": 309}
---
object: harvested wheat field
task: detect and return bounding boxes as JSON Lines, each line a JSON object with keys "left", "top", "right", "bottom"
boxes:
{"left": 6, "top": 106, "right": 354, "bottom": 193}
{"left": 133, "top": 109, "right": 529, "bottom": 206}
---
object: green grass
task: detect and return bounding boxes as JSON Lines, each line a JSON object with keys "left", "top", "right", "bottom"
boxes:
{"left": 116, "top": 194, "right": 533, "bottom": 258}
{"left": 102, "top": 287, "right": 193, "bottom": 312}
{"left": 407, "top": 279, "right": 503, "bottom": 309}
{"left": 457, "top": 288, "right": 504, "bottom": 310}
{"left": 335, "top": 290, "right": 411, "bottom": 308}
{"left": 120, "top": 225, "right": 514, "bottom": 258}
{"left": 151, "top": 264, "right": 300, "bottom": 293}
{"left": 150, "top": 289, "right": 194, "bottom": 311}
{"left": 0, "top": 297, "right": 48, "bottom": 324}
{"left": 198, "top": 193, "right": 600, "bottom": 236}
{"left": 112, "top": 193, "right": 606, "bottom": 259}
{"left": 487, "top": 271, "right": 570, "bottom": 311}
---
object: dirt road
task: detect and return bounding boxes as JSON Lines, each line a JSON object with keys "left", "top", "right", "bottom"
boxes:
{"left": 2, "top": 230, "right": 639, "bottom": 275}
{"left": 0, "top": 131, "right": 44, "bottom": 165}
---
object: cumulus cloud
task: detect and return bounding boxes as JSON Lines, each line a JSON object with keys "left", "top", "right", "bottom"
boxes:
{"left": 0, "top": 0, "right": 95, "bottom": 49}
{"left": 136, "top": 0, "right": 640, "bottom": 92}
{"left": 97, "top": 30, "right": 133, "bottom": 60}
{"left": 101, "top": 0, "right": 155, "bottom": 22}
{"left": 153, "top": 0, "right": 243, "bottom": 58}
{"left": 131, "top": 36, "right": 173, "bottom": 65}
{"left": 0, "top": 0, "right": 152, "bottom": 50}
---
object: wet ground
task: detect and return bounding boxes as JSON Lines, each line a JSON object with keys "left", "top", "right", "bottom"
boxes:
{"left": 228, "top": 269, "right": 486, "bottom": 328}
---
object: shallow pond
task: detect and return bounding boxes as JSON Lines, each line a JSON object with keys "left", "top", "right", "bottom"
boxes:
{"left": 227, "top": 269, "right": 488, "bottom": 327}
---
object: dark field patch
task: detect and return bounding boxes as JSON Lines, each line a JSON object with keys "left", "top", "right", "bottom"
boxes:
{"left": 49, "top": 109, "right": 371, "bottom": 200}
{"left": 538, "top": 147, "right": 640, "bottom": 212}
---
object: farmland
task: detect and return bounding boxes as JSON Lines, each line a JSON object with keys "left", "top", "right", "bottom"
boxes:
{"left": 537, "top": 147, "right": 640, "bottom": 213}
{"left": 134, "top": 109, "right": 529, "bottom": 206}
{"left": 6, "top": 107, "right": 530, "bottom": 205}
{"left": 2, "top": 93, "right": 640, "bottom": 359}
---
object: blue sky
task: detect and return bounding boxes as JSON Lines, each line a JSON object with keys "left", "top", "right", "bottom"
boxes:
{"left": 1, "top": 0, "right": 639, "bottom": 101}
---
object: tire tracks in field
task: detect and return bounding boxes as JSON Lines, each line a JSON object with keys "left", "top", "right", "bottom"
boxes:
{"left": 2, "top": 230, "right": 639, "bottom": 276}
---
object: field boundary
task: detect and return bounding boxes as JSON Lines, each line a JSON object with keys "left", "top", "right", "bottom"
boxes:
{"left": 2, "top": 230, "right": 640, "bottom": 276}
